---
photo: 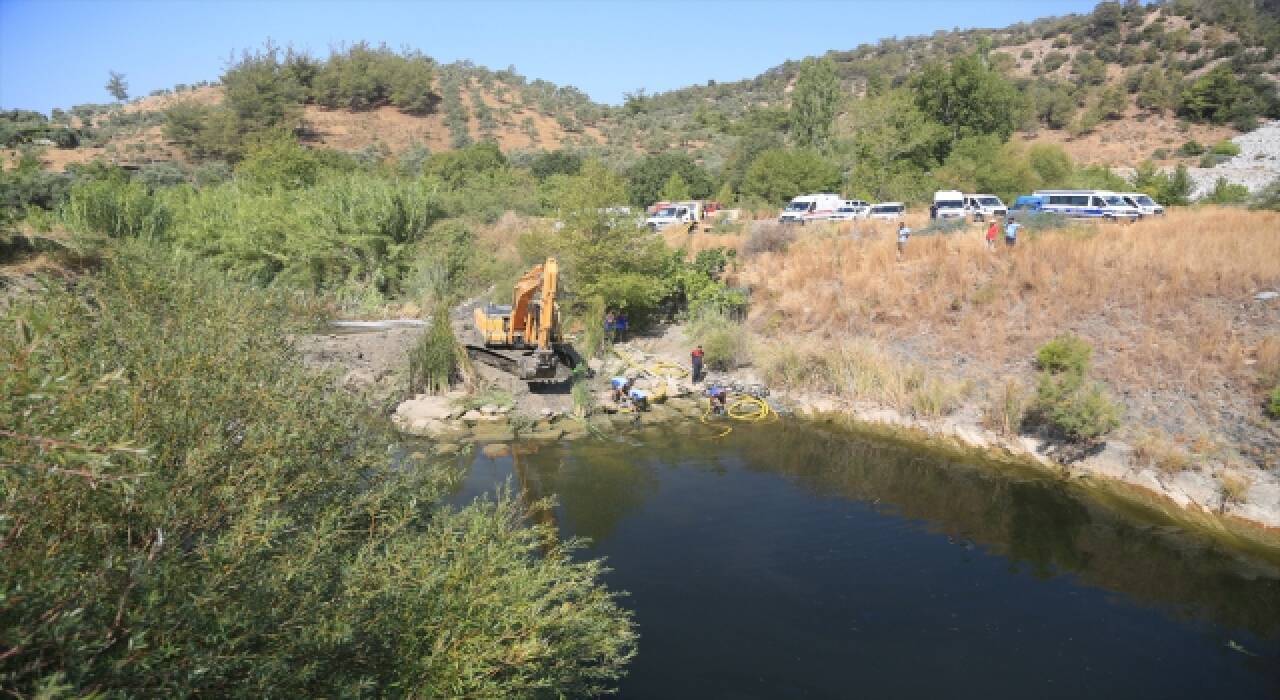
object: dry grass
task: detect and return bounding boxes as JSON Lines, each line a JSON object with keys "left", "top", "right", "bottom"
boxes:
{"left": 740, "top": 208, "right": 1280, "bottom": 398}
{"left": 756, "top": 336, "right": 970, "bottom": 418}
{"left": 1132, "top": 431, "right": 1197, "bottom": 474}
{"left": 982, "top": 377, "right": 1030, "bottom": 436}
{"left": 1220, "top": 471, "right": 1254, "bottom": 506}
{"left": 1257, "top": 334, "right": 1280, "bottom": 385}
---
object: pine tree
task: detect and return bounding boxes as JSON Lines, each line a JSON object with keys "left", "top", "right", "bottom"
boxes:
{"left": 105, "top": 70, "right": 129, "bottom": 102}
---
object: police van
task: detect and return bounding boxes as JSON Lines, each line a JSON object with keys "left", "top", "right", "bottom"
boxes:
{"left": 1032, "top": 190, "right": 1143, "bottom": 221}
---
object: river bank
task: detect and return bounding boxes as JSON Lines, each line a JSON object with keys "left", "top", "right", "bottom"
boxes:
{"left": 303, "top": 313, "right": 1280, "bottom": 543}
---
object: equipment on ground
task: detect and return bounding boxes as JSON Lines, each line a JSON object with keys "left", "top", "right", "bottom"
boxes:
{"left": 467, "top": 258, "right": 581, "bottom": 382}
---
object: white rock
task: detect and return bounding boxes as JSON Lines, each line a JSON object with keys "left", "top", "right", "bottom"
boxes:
{"left": 480, "top": 403, "right": 500, "bottom": 416}
{"left": 394, "top": 395, "right": 453, "bottom": 422}
{"left": 461, "top": 410, "right": 484, "bottom": 424}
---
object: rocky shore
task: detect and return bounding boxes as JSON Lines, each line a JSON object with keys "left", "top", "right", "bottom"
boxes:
{"left": 305, "top": 322, "right": 1280, "bottom": 540}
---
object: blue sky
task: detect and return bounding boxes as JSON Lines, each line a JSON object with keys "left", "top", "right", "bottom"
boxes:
{"left": 1, "top": 0, "right": 1099, "bottom": 113}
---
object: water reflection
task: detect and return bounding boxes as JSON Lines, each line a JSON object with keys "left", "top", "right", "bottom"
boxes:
{"left": 468, "top": 421, "right": 1280, "bottom": 640}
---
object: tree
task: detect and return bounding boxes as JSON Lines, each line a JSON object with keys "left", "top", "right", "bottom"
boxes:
{"left": 660, "top": 172, "right": 691, "bottom": 201}
{"left": 933, "top": 135, "right": 1038, "bottom": 204}
{"left": 740, "top": 149, "right": 841, "bottom": 204}
{"left": 834, "top": 89, "right": 946, "bottom": 201}
{"left": 1028, "top": 143, "right": 1073, "bottom": 186}
{"left": 1136, "top": 67, "right": 1179, "bottom": 113}
{"left": 911, "top": 53, "right": 1026, "bottom": 155}
{"left": 790, "top": 57, "right": 841, "bottom": 149}
{"left": 0, "top": 249, "right": 637, "bottom": 696}
{"left": 624, "top": 153, "right": 713, "bottom": 207}
{"left": 221, "top": 44, "right": 306, "bottom": 132}
{"left": 529, "top": 149, "right": 583, "bottom": 180}
{"left": 105, "top": 71, "right": 128, "bottom": 102}
{"left": 1179, "top": 64, "right": 1253, "bottom": 124}
{"left": 550, "top": 160, "right": 678, "bottom": 319}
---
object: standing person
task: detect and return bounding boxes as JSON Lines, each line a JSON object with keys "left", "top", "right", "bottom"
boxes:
{"left": 616, "top": 311, "right": 628, "bottom": 341}
{"left": 1004, "top": 218, "right": 1021, "bottom": 248}
{"left": 691, "top": 344, "right": 705, "bottom": 383}
{"left": 604, "top": 310, "right": 616, "bottom": 343}
{"left": 896, "top": 222, "right": 911, "bottom": 260}
{"left": 985, "top": 219, "right": 999, "bottom": 250}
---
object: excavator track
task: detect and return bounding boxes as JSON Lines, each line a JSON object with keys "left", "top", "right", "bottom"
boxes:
{"left": 464, "top": 344, "right": 574, "bottom": 383}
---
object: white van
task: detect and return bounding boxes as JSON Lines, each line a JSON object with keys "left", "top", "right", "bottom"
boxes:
{"left": 867, "top": 202, "right": 906, "bottom": 221}
{"left": 1032, "top": 190, "right": 1142, "bottom": 220}
{"left": 779, "top": 193, "right": 844, "bottom": 224}
{"left": 828, "top": 199, "right": 870, "bottom": 221}
{"left": 964, "top": 194, "right": 1007, "bottom": 221}
{"left": 645, "top": 201, "right": 703, "bottom": 230}
{"left": 932, "top": 190, "right": 966, "bottom": 220}
{"left": 1119, "top": 192, "right": 1164, "bottom": 216}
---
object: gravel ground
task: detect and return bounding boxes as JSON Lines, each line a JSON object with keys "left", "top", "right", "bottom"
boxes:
{"left": 1188, "top": 119, "right": 1280, "bottom": 198}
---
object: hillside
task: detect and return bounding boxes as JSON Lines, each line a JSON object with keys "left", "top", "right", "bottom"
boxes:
{"left": 3, "top": 0, "right": 1279, "bottom": 189}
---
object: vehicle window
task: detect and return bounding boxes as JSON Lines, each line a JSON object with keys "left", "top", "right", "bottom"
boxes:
{"left": 1136, "top": 195, "right": 1155, "bottom": 206}
{"left": 1104, "top": 196, "right": 1126, "bottom": 206}
{"left": 1049, "top": 196, "right": 1066, "bottom": 205}
{"left": 785, "top": 201, "right": 808, "bottom": 211}
{"left": 978, "top": 197, "right": 1001, "bottom": 206}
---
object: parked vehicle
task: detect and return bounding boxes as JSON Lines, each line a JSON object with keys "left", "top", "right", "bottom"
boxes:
{"left": 932, "top": 190, "right": 966, "bottom": 220}
{"left": 1119, "top": 192, "right": 1164, "bottom": 216}
{"left": 779, "top": 193, "right": 844, "bottom": 224}
{"left": 1008, "top": 195, "right": 1046, "bottom": 221}
{"left": 828, "top": 199, "right": 871, "bottom": 221}
{"left": 645, "top": 200, "right": 703, "bottom": 231}
{"left": 964, "top": 193, "right": 1007, "bottom": 221}
{"left": 866, "top": 202, "right": 906, "bottom": 221}
{"left": 1032, "top": 190, "right": 1143, "bottom": 220}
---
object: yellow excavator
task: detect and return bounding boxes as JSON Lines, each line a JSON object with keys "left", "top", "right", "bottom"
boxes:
{"left": 467, "top": 257, "right": 581, "bottom": 382}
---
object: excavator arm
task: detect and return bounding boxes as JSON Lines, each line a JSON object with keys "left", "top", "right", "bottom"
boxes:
{"left": 467, "top": 257, "right": 575, "bottom": 382}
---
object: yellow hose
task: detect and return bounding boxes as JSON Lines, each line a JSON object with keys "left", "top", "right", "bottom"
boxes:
{"left": 699, "top": 394, "right": 773, "bottom": 439}
{"left": 613, "top": 348, "right": 689, "bottom": 379}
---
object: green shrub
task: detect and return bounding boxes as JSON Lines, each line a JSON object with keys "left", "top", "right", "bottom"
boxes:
{"left": 690, "top": 310, "right": 749, "bottom": 371}
{"left": 1210, "top": 139, "right": 1241, "bottom": 157}
{"left": 1268, "top": 385, "right": 1280, "bottom": 419}
{"left": 1035, "top": 333, "right": 1093, "bottom": 375}
{"left": 1035, "top": 375, "right": 1123, "bottom": 442}
{"left": 408, "top": 301, "right": 461, "bottom": 394}
{"left": 0, "top": 244, "right": 635, "bottom": 695}
{"left": 1178, "top": 139, "right": 1206, "bottom": 156}
{"left": 1029, "top": 334, "right": 1122, "bottom": 442}
{"left": 1201, "top": 177, "right": 1250, "bottom": 205}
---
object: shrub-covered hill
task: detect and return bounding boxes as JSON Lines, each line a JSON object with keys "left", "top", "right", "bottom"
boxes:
{"left": 4, "top": 0, "right": 1277, "bottom": 177}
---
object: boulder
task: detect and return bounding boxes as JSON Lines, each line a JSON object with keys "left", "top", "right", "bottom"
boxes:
{"left": 481, "top": 443, "right": 512, "bottom": 458}
{"left": 434, "top": 443, "right": 461, "bottom": 455}
{"left": 394, "top": 395, "right": 454, "bottom": 423}
{"left": 480, "top": 403, "right": 500, "bottom": 416}
{"left": 471, "top": 424, "right": 516, "bottom": 442}
{"left": 523, "top": 427, "right": 564, "bottom": 441}
{"left": 461, "top": 410, "right": 484, "bottom": 424}
{"left": 587, "top": 357, "right": 605, "bottom": 373}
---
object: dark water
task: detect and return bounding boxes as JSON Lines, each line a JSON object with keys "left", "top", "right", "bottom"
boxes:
{"left": 447, "top": 421, "right": 1280, "bottom": 699}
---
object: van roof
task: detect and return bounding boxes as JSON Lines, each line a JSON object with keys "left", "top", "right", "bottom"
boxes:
{"left": 873, "top": 201, "right": 905, "bottom": 207}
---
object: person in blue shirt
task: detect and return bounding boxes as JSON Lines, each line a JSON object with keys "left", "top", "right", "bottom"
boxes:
{"left": 610, "top": 376, "right": 631, "bottom": 403}
{"left": 628, "top": 387, "right": 649, "bottom": 411}
{"left": 896, "top": 222, "right": 911, "bottom": 259}
{"left": 1004, "top": 219, "right": 1021, "bottom": 247}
